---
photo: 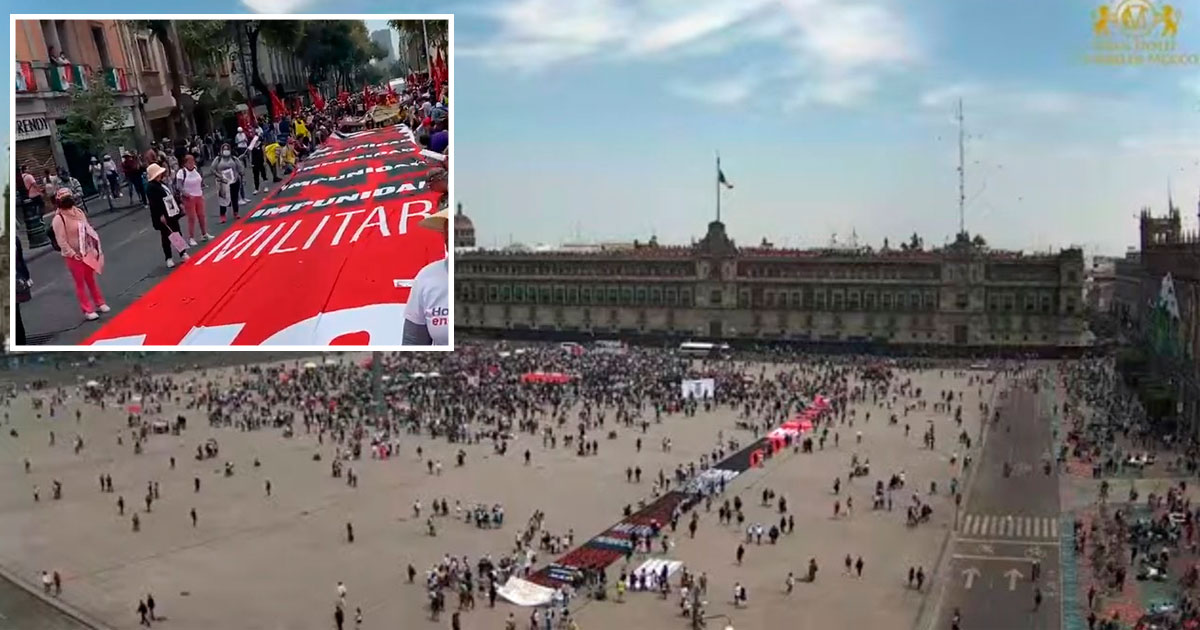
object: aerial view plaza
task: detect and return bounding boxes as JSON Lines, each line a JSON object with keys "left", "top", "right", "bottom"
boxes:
{"left": 5, "top": 1, "right": 1200, "bottom": 630}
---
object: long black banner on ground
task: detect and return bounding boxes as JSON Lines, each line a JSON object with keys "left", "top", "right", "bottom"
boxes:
{"left": 529, "top": 435, "right": 772, "bottom": 587}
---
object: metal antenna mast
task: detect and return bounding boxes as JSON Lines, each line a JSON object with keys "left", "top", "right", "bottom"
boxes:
{"left": 957, "top": 98, "right": 966, "bottom": 237}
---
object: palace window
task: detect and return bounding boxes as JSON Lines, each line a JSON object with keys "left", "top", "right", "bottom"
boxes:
{"left": 651, "top": 288, "right": 663, "bottom": 305}
{"left": 635, "top": 288, "right": 647, "bottom": 304}
{"left": 488, "top": 286, "right": 498, "bottom": 302}
{"left": 739, "top": 291, "right": 751, "bottom": 308}
{"left": 897, "top": 293, "right": 908, "bottom": 310}
{"left": 925, "top": 293, "right": 936, "bottom": 310}
{"left": 568, "top": 287, "right": 579, "bottom": 304}
{"left": 1040, "top": 294, "right": 1052, "bottom": 313}
{"left": 881, "top": 293, "right": 892, "bottom": 309}
{"left": 815, "top": 291, "right": 828, "bottom": 309}
{"left": 1024, "top": 294, "right": 1036, "bottom": 312}
{"left": 791, "top": 291, "right": 801, "bottom": 309}
{"left": 607, "top": 287, "right": 620, "bottom": 304}
{"left": 864, "top": 292, "right": 876, "bottom": 311}
{"left": 540, "top": 287, "right": 552, "bottom": 304}
{"left": 581, "top": 287, "right": 591, "bottom": 303}
{"left": 955, "top": 293, "right": 968, "bottom": 309}
{"left": 831, "top": 292, "right": 845, "bottom": 311}
{"left": 500, "top": 286, "right": 511, "bottom": 302}
{"left": 666, "top": 288, "right": 678, "bottom": 305}
{"left": 911, "top": 292, "right": 922, "bottom": 311}
{"left": 848, "top": 291, "right": 861, "bottom": 310}
{"left": 681, "top": 289, "right": 693, "bottom": 307}
{"left": 621, "top": 287, "right": 634, "bottom": 304}
{"left": 710, "top": 290, "right": 721, "bottom": 306}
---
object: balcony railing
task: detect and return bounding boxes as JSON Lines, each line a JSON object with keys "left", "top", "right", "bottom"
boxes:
{"left": 16, "top": 60, "right": 135, "bottom": 95}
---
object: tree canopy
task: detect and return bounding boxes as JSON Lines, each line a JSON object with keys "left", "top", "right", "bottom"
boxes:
{"left": 58, "top": 71, "right": 131, "bottom": 158}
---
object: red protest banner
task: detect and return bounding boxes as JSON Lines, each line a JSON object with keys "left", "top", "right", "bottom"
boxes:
{"left": 85, "top": 125, "right": 447, "bottom": 347}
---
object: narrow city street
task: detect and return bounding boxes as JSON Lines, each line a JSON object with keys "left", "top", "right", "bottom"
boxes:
{"left": 21, "top": 178, "right": 284, "bottom": 345}
{"left": 933, "top": 376, "right": 1063, "bottom": 630}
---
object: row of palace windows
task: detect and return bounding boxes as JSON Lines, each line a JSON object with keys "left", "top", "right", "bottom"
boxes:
{"left": 986, "top": 292, "right": 1076, "bottom": 315}
{"left": 459, "top": 284, "right": 940, "bottom": 312}
{"left": 457, "top": 263, "right": 695, "bottom": 278}
{"left": 747, "top": 288, "right": 938, "bottom": 311}
{"left": 738, "top": 264, "right": 940, "bottom": 281}
{"left": 459, "top": 284, "right": 696, "bottom": 307}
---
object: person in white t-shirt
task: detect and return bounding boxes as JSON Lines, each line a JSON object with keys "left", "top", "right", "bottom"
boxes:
{"left": 403, "top": 209, "right": 450, "bottom": 346}
{"left": 174, "top": 154, "right": 213, "bottom": 246}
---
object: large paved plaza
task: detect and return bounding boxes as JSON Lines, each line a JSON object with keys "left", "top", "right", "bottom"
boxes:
{"left": 0, "top": 358, "right": 1001, "bottom": 629}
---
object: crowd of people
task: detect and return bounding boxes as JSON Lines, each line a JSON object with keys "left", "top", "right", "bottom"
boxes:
{"left": 13, "top": 71, "right": 451, "bottom": 338}
{"left": 1063, "top": 359, "right": 1200, "bottom": 630}
{"left": 6, "top": 343, "right": 1002, "bottom": 629}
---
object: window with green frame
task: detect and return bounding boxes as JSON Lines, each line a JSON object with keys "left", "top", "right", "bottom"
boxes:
{"left": 500, "top": 285, "right": 511, "bottom": 302}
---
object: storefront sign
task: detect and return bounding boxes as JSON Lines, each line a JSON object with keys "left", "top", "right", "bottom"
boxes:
{"left": 16, "top": 116, "right": 51, "bottom": 140}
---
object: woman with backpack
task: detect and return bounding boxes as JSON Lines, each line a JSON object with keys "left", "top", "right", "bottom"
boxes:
{"left": 48, "top": 188, "right": 108, "bottom": 321}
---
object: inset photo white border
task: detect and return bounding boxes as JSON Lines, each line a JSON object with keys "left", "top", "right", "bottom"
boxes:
{"left": 9, "top": 13, "right": 454, "bottom": 352}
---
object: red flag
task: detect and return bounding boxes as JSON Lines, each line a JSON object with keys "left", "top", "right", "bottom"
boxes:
{"left": 238, "top": 105, "right": 255, "bottom": 134}
{"left": 269, "top": 90, "right": 286, "bottom": 120}
{"left": 362, "top": 84, "right": 374, "bottom": 108}
{"left": 309, "top": 84, "right": 326, "bottom": 112}
{"left": 338, "top": 91, "right": 349, "bottom": 107}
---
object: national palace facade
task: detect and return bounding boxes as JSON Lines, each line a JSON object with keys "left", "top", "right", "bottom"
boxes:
{"left": 455, "top": 219, "right": 1088, "bottom": 349}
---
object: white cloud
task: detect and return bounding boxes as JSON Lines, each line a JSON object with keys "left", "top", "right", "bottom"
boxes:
{"left": 466, "top": 0, "right": 921, "bottom": 109}
{"left": 240, "top": 0, "right": 313, "bottom": 12}
{"left": 669, "top": 74, "right": 759, "bottom": 105}
{"left": 919, "top": 82, "right": 1116, "bottom": 117}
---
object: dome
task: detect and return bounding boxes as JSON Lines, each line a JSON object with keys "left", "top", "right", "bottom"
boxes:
{"left": 454, "top": 203, "right": 476, "bottom": 247}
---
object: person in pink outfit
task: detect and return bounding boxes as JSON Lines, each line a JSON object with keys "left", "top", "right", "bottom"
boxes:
{"left": 49, "top": 188, "right": 108, "bottom": 321}
{"left": 174, "top": 153, "right": 213, "bottom": 246}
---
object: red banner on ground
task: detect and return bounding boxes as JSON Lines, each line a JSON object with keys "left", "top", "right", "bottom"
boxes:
{"left": 85, "top": 125, "right": 446, "bottom": 347}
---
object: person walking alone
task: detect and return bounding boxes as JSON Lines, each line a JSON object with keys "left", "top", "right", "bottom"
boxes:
{"left": 49, "top": 188, "right": 108, "bottom": 321}
{"left": 174, "top": 154, "right": 213, "bottom": 246}
{"left": 146, "top": 164, "right": 190, "bottom": 268}
{"left": 211, "top": 143, "right": 243, "bottom": 223}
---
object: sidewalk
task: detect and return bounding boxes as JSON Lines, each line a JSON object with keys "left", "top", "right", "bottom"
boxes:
{"left": 20, "top": 176, "right": 284, "bottom": 346}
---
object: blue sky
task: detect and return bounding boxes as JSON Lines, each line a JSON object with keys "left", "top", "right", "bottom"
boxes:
{"left": 7, "top": 0, "right": 1200, "bottom": 256}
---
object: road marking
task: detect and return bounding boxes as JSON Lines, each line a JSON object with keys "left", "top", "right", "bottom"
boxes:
{"left": 1004, "top": 568, "right": 1024, "bottom": 590}
{"left": 953, "top": 553, "right": 1041, "bottom": 562}
{"left": 960, "top": 513, "right": 1059, "bottom": 540}
{"left": 963, "top": 567, "right": 980, "bottom": 589}
{"left": 955, "top": 537, "right": 1060, "bottom": 547}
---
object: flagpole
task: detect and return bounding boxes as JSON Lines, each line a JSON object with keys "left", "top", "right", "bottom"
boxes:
{"left": 716, "top": 152, "right": 721, "bottom": 224}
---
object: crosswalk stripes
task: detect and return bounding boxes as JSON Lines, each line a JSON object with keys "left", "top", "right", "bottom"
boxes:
{"left": 959, "top": 513, "right": 1059, "bottom": 540}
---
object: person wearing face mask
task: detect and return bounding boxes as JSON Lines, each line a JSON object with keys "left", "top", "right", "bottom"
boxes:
{"left": 49, "top": 188, "right": 108, "bottom": 321}
{"left": 102, "top": 154, "right": 121, "bottom": 198}
{"left": 402, "top": 208, "right": 451, "bottom": 346}
{"left": 174, "top": 154, "right": 213, "bottom": 245}
{"left": 146, "top": 164, "right": 190, "bottom": 268}
{"left": 211, "top": 144, "right": 244, "bottom": 223}
{"left": 249, "top": 130, "right": 268, "bottom": 195}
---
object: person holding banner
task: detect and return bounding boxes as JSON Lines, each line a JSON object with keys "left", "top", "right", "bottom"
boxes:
{"left": 402, "top": 209, "right": 450, "bottom": 346}
{"left": 49, "top": 188, "right": 108, "bottom": 321}
{"left": 146, "top": 164, "right": 191, "bottom": 269}
{"left": 211, "top": 144, "right": 244, "bottom": 223}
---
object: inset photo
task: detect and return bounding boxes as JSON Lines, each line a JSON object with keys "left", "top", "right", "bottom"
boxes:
{"left": 11, "top": 15, "right": 452, "bottom": 350}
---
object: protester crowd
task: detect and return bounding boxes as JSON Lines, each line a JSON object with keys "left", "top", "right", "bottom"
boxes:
{"left": 14, "top": 71, "right": 451, "bottom": 334}
{"left": 7, "top": 340, "right": 995, "bottom": 630}
{"left": 1062, "top": 360, "right": 1200, "bottom": 630}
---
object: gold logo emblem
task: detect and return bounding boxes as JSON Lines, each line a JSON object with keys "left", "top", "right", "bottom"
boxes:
{"left": 1088, "top": 0, "right": 1195, "bottom": 65}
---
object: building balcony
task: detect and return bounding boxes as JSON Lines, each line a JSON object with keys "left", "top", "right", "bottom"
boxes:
{"left": 16, "top": 60, "right": 136, "bottom": 96}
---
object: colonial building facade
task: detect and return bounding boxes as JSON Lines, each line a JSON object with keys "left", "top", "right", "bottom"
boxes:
{"left": 457, "top": 220, "right": 1087, "bottom": 348}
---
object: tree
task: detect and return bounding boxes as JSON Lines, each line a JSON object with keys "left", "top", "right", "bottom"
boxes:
{"left": 971, "top": 234, "right": 987, "bottom": 248}
{"left": 388, "top": 19, "right": 448, "bottom": 72}
{"left": 131, "top": 20, "right": 189, "bottom": 139}
{"left": 177, "top": 21, "right": 236, "bottom": 73}
{"left": 58, "top": 71, "right": 132, "bottom": 160}
{"left": 240, "top": 20, "right": 304, "bottom": 106}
